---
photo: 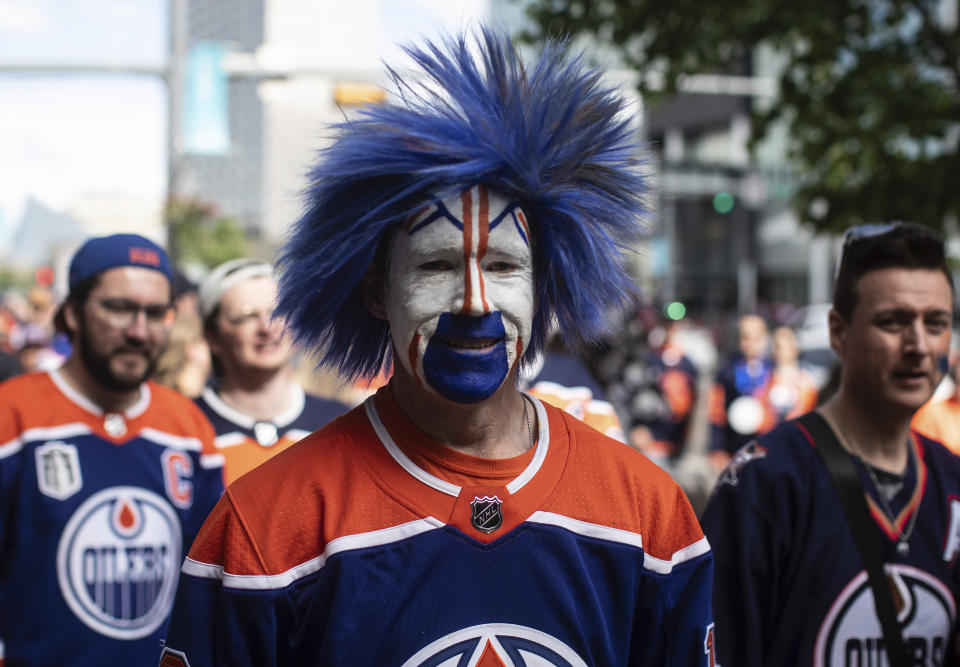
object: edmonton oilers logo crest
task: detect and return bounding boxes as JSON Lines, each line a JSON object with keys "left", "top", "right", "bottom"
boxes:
{"left": 56, "top": 486, "right": 182, "bottom": 639}
{"left": 814, "top": 565, "right": 955, "bottom": 666}
{"left": 402, "top": 622, "right": 588, "bottom": 666}
{"left": 470, "top": 495, "right": 503, "bottom": 534}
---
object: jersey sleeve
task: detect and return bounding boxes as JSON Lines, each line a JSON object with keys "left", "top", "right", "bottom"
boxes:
{"left": 636, "top": 484, "right": 717, "bottom": 666}
{"left": 700, "top": 479, "right": 784, "bottom": 667}
{"left": 184, "top": 407, "right": 225, "bottom": 543}
{"left": 160, "top": 493, "right": 292, "bottom": 667}
{"left": 0, "top": 409, "right": 20, "bottom": 575}
{"left": 0, "top": 384, "right": 22, "bottom": 664}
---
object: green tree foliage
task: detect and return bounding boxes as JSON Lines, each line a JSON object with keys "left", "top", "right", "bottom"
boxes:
{"left": 165, "top": 198, "right": 248, "bottom": 269}
{"left": 521, "top": 0, "right": 960, "bottom": 232}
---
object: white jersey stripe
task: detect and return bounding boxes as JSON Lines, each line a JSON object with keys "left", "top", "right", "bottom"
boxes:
{"left": 528, "top": 511, "right": 712, "bottom": 574}
{"left": 183, "top": 517, "right": 445, "bottom": 590}
{"left": 1, "top": 423, "right": 92, "bottom": 459}
{"left": 527, "top": 511, "right": 644, "bottom": 550}
{"left": 642, "top": 536, "right": 712, "bottom": 575}
{"left": 140, "top": 427, "right": 203, "bottom": 452}
{"left": 365, "top": 395, "right": 550, "bottom": 497}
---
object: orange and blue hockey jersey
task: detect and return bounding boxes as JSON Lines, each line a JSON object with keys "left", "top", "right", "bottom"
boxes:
{"left": 161, "top": 384, "right": 715, "bottom": 665}
{"left": 0, "top": 370, "right": 224, "bottom": 666}
{"left": 195, "top": 385, "right": 349, "bottom": 485}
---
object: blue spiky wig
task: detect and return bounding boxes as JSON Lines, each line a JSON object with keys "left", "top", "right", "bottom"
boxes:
{"left": 276, "top": 27, "right": 648, "bottom": 381}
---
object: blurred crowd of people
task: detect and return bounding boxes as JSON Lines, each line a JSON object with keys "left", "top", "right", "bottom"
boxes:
{"left": 0, "top": 284, "right": 69, "bottom": 378}
{"left": 0, "top": 268, "right": 835, "bottom": 505}
{"left": 7, "top": 255, "right": 960, "bottom": 514}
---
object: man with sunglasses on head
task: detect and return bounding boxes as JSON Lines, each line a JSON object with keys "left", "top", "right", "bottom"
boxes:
{"left": 0, "top": 233, "right": 224, "bottom": 665}
{"left": 703, "top": 222, "right": 960, "bottom": 666}
{"left": 196, "top": 258, "right": 348, "bottom": 485}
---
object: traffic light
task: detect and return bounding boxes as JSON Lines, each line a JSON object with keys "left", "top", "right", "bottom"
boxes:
{"left": 664, "top": 301, "right": 686, "bottom": 321}
{"left": 712, "top": 191, "right": 735, "bottom": 214}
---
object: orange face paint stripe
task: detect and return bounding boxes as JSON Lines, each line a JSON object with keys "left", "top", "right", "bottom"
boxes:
{"left": 477, "top": 186, "right": 490, "bottom": 313}
{"left": 516, "top": 209, "right": 531, "bottom": 243}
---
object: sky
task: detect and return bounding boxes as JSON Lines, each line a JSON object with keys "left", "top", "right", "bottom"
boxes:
{"left": 0, "top": 0, "right": 167, "bottom": 247}
{"left": 0, "top": 0, "right": 491, "bottom": 251}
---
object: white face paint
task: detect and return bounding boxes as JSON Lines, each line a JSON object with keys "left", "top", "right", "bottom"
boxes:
{"left": 385, "top": 185, "right": 535, "bottom": 403}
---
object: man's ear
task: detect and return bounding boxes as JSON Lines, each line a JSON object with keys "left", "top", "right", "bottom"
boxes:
{"left": 362, "top": 268, "right": 388, "bottom": 320}
{"left": 827, "top": 307, "right": 847, "bottom": 358}
{"left": 62, "top": 300, "right": 80, "bottom": 336}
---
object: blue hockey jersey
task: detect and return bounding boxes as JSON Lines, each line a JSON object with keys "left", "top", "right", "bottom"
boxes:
{"left": 161, "top": 385, "right": 715, "bottom": 665}
{"left": 0, "top": 370, "right": 224, "bottom": 666}
{"left": 703, "top": 418, "right": 960, "bottom": 666}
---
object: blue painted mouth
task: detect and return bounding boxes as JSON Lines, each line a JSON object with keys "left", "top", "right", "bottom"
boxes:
{"left": 423, "top": 312, "right": 509, "bottom": 403}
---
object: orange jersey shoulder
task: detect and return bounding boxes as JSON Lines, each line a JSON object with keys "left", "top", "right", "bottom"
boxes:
{"left": 142, "top": 381, "right": 217, "bottom": 455}
{"left": 0, "top": 372, "right": 84, "bottom": 441}
{"left": 187, "top": 400, "right": 706, "bottom": 578}
{"left": 538, "top": 403, "right": 705, "bottom": 563}
{"left": 189, "top": 406, "right": 424, "bottom": 576}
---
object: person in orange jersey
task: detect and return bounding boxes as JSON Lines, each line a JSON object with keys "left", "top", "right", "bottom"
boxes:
{"left": 912, "top": 338, "right": 960, "bottom": 455}
{"left": 161, "top": 28, "right": 714, "bottom": 666}
{"left": 0, "top": 234, "right": 223, "bottom": 666}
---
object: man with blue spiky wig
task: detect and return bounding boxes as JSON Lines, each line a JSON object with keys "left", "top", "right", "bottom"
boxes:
{"left": 161, "top": 28, "right": 715, "bottom": 666}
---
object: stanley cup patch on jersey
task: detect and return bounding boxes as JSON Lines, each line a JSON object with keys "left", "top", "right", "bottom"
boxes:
{"left": 35, "top": 441, "right": 83, "bottom": 500}
{"left": 401, "top": 623, "right": 588, "bottom": 667}
{"left": 814, "top": 565, "right": 956, "bottom": 666}
{"left": 470, "top": 496, "right": 503, "bottom": 534}
{"left": 56, "top": 486, "right": 183, "bottom": 640}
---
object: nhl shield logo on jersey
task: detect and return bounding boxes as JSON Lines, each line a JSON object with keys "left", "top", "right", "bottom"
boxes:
{"left": 814, "top": 565, "right": 956, "bottom": 666}
{"left": 402, "top": 622, "right": 587, "bottom": 666}
{"left": 56, "top": 486, "right": 182, "bottom": 640}
{"left": 35, "top": 441, "right": 83, "bottom": 500}
{"left": 470, "top": 495, "right": 503, "bottom": 534}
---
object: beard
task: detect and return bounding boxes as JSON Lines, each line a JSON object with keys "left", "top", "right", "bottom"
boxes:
{"left": 76, "top": 327, "right": 158, "bottom": 392}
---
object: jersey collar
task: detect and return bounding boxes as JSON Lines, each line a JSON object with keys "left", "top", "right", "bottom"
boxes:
{"left": 363, "top": 389, "right": 550, "bottom": 498}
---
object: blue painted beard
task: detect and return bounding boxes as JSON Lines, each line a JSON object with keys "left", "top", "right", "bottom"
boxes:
{"left": 422, "top": 312, "right": 510, "bottom": 404}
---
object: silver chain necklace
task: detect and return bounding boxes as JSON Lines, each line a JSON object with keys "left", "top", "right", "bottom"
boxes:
{"left": 522, "top": 395, "right": 534, "bottom": 450}
{"left": 837, "top": 422, "right": 919, "bottom": 558}
{"left": 862, "top": 453, "right": 920, "bottom": 558}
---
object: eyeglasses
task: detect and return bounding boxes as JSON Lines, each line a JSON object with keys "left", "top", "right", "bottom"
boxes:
{"left": 95, "top": 298, "right": 175, "bottom": 332}
{"left": 221, "top": 305, "right": 278, "bottom": 328}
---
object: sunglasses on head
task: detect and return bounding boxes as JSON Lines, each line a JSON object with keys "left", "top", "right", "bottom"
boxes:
{"left": 835, "top": 221, "right": 943, "bottom": 278}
